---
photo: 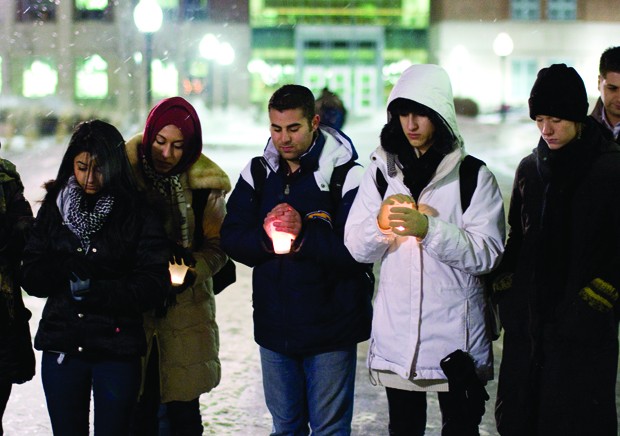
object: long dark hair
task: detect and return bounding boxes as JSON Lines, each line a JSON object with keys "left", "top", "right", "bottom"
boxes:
{"left": 44, "top": 120, "right": 137, "bottom": 202}
{"left": 381, "top": 98, "right": 456, "bottom": 156}
{"left": 43, "top": 120, "right": 142, "bottom": 241}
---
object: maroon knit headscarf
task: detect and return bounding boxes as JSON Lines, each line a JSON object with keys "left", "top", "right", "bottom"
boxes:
{"left": 141, "top": 96, "right": 203, "bottom": 175}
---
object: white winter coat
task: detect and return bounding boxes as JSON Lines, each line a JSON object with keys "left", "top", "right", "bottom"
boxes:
{"left": 344, "top": 65, "right": 506, "bottom": 382}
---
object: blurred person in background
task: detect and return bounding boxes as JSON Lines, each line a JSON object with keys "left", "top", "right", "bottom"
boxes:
{"left": 127, "top": 97, "right": 230, "bottom": 436}
{"left": 494, "top": 64, "right": 620, "bottom": 436}
{"left": 0, "top": 140, "right": 35, "bottom": 435}
{"left": 20, "top": 120, "right": 170, "bottom": 435}
{"left": 315, "top": 87, "right": 347, "bottom": 130}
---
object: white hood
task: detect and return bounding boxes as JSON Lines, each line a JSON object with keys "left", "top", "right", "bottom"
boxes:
{"left": 387, "top": 64, "right": 463, "bottom": 149}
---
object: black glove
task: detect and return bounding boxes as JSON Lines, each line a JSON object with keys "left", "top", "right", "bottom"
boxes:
{"left": 170, "top": 242, "right": 196, "bottom": 267}
{"left": 69, "top": 272, "right": 91, "bottom": 301}
{"left": 171, "top": 268, "right": 197, "bottom": 295}
{"left": 440, "top": 349, "right": 489, "bottom": 432}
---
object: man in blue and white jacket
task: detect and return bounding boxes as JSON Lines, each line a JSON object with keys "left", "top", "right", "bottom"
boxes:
{"left": 221, "top": 84, "right": 373, "bottom": 435}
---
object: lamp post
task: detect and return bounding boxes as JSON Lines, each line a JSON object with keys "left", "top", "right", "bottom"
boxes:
{"left": 493, "top": 32, "right": 514, "bottom": 122}
{"left": 217, "top": 42, "right": 235, "bottom": 110}
{"left": 199, "top": 34, "right": 219, "bottom": 110}
{"left": 134, "top": 0, "right": 163, "bottom": 111}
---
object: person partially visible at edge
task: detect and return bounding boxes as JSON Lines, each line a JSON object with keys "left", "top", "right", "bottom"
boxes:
{"left": 0, "top": 140, "right": 35, "bottom": 435}
{"left": 344, "top": 64, "right": 506, "bottom": 436}
{"left": 315, "top": 87, "right": 347, "bottom": 130}
{"left": 126, "top": 96, "right": 231, "bottom": 436}
{"left": 220, "top": 84, "right": 373, "bottom": 435}
{"left": 591, "top": 46, "right": 620, "bottom": 142}
{"left": 493, "top": 63, "right": 620, "bottom": 436}
{"left": 19, "top": 120, "right": 170, "bottom": 435}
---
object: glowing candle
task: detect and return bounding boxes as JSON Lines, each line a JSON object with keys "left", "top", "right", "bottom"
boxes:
{"left": 272, "top": 230, "right": 294, "bottom": 254}
{"left": 169, "top": 261, "right": 189, "bottom": 285}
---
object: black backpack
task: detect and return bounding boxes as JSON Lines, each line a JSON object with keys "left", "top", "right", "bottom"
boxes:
{"left": 192, "top": 189, "right": 237, "bottom": 295}
{"left": 375, "top": 155, "right": 502, "bottom": 340}
{"left": 374, "top": 154, "right": 484, "bottom": 213}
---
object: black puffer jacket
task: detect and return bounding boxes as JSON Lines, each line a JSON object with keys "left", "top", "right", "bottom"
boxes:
{"left": 21, "top": 197, "right": 170, "bottom": 359}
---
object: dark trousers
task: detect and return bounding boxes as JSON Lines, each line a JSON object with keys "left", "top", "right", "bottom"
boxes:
{"left": 41, "top": 351, "right": 140, "bottom": 436}
{"left": 0, "top": 381, "right": 11, "bottom": 436}
{"left": 130, "top": 340, "right": 203, "bottom": 436}
{"left": 386, "top": 387, "right": 483, "bottom": 436}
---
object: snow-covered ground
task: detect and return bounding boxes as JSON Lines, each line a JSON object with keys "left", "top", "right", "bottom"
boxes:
{"left": 0, "top": 103, "right": 601, "bottom": 435}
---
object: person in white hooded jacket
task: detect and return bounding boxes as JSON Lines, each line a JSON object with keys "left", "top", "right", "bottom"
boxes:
{"left": 344, "top": 64, "right": 506, "bottom": 435}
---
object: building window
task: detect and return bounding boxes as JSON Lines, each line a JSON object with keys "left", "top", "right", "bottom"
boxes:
{"left": 547, "top": 0, "right": 576, "bottom": 20}
{"left": 74, "top": 0, "right": 114, "bottom": 21}
{"left": 152, "top": 59, "right": 179, "bottom": 99}
{"left": 511, "top": 58, "right": 538, "bottom": 102}
{"left": 157, "top": 0, "right": 208, "bottom": 21}
{"left": 511, "top": 0, "right": 540, "bottom": 20}
{"left": 23, "top": 59, "right": 57, "bottom": 98}
{"left": 75, "top": 55, "right": 108, "bottom": 99}
{"left": 16, "top": 0, "right": 57, "bottom": 22}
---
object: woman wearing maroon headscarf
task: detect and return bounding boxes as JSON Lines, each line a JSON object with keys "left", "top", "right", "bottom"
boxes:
{"left": 126, "top": 97, "right": 231, "bottom": 435}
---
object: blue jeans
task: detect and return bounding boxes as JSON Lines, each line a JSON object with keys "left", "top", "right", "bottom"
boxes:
{"left": 41, "top": 351, "right": 140, "bottom": 436}
{"left": 259, "top": 345, "right": 357, "bottom": 436}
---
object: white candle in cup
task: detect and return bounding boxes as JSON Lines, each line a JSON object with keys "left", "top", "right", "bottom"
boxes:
{"left": 169, "top": 261, "right": 189, "bottom": 285}
{"left": 270, "top": 222, "right": 294, "bottom": 254}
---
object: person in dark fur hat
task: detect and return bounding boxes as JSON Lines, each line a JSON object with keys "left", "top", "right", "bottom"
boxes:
{"left": 0, "top": 140, "right": 35, "bottom": 435}
{"left": 344, "top": 64, "right": 506, "bottom": 435}
{"left": 493, "top": 63, "right": 620, "bottom": 436}
{"left": 126, "top": 97, "right": 231, "bottom": 435}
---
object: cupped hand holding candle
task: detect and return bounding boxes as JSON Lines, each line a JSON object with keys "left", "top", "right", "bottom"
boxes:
{"left": 264, "top": 203, "right": 301, "bottom": 254}
{"left": 378, "top": 194, "right": 416, "bottom": 231}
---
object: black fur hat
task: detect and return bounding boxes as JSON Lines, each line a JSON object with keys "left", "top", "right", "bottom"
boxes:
{"left": 528, "top": 63, "right": 588, "bottom": 122}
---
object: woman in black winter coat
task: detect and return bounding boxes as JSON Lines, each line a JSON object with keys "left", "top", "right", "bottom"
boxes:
{"left": 20, "top": 120, "right": 170, "bottom": 436}
{"left": 0, "top": 141, "right": 35, "bottom": 435}
{"left": 494, "top": 64, "right": 620, "bottom": 436}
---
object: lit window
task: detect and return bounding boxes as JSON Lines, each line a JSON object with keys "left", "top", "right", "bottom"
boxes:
{"left": 75, "top": 0, "right": 113, "bottom": 21}
{"left": 152, "top": 59, "right": 179, "bottom": 98}
{"left": 511, "top": 0, "right": 540, "bottom": 20}
{"left": 75, "top": 55, "right": 108, "bottom": 99}
{"left": 16, "top": 0, "right": 57, "bottom": 22}
{"left": 23, "top": 60, "right": 57, "bottom": 98}
{"left": 547, "top": 0, "right": 576, "bottom": 20}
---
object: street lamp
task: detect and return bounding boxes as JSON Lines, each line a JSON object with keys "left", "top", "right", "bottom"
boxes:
{"left": 134, "top": 0, "right": 163, "bottom": 111}
{"left": 217, "top": 42, "right": 235, "bottom": 110}
{"left": 199, "top": 33, "right": 219, "bottom": 110}
{"left": 493, "top": 32, "right": 514, "bottom": 122}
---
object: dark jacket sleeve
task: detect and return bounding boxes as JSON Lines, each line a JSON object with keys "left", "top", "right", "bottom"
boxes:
{"left": 221, "top": 174, "right": 275, "bottom": 267}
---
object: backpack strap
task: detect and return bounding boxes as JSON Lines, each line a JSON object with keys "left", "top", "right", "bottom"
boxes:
{"left": 250, "top": 156, "right": 268, "bottom": 196}
{"left": 459, "top": 155, "right": 485, "bottom": 213}
{"left": 375, "top": 168, "right": 388, "bottom": 199}
{"left": 330, "top": 159, "right": 359, "bottom": 203}
{"left": 191, "top": 188, "right": 211, "bottom": 249}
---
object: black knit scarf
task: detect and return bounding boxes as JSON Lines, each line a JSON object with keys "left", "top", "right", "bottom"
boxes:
{"left": 58, "top": 176, "right": 114, "bottom": 251}
{"left": 398, "top": 145, "right": 446, "bottom": 202}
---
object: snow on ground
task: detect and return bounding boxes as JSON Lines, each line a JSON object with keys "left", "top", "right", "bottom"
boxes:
{"left": 0, "top": 105, "right": 598, "bottom": 435}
